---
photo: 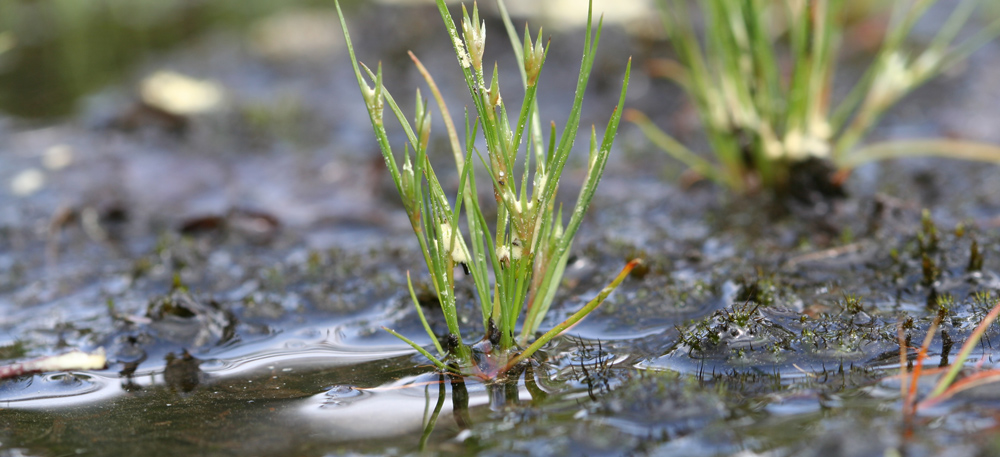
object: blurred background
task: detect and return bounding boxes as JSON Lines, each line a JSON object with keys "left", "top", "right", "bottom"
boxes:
{"left": 0, "top": 0, "right": 997, "bottom": 279}
{"left": 0, "top": 0, "right": 654, "bottom": 119}
{"left": 0, "top": 0, "right": 669, "bottom": 244}
{"left": 0, "top": 0, "right": 998, "bottom": 292}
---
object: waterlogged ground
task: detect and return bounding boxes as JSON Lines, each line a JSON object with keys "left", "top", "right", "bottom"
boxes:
{"left": 3, "top": 1, "right": 1000, "bottom": 456}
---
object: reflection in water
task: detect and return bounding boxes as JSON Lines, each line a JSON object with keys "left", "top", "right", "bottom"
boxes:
{"left": 419, "top": 374, "right": 447, "bottom": 451}
{"left": 0, "top": 347, "right": 430, "bottom": 455}
{"left": 296, "top": 365, "right": 547, "bottom": 448}
{"left": 163, "top": 350, "right": 202, "bottom": 393}
{"left": 450, "top": 373, "right": 471, "bottom": 430}
{"left": 417, "top": 371, "right": 535, "bottom": 451}
{"left": 0, "top": 371, "right": 120, "bottom": 409}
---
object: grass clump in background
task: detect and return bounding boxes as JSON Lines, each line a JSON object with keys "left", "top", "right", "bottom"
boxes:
{"left": 629, "top": 0, "right": 1000, "bottom": 195}
{"left": 337, "top": 0, "right": 635, "bottom": 380}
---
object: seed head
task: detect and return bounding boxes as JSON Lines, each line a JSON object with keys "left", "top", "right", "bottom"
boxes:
{"left": 782, "top": 128, "right": 829, "bottom": 160}
{"left": 439, "top": 222, "right": 471, "bottom": 265}
{"left": 488, "top": 63, "right": 502, "bottom": 107}
{"left": 870, "top": 53, "right": 913, "bottom": 108}
{"left": 414, "top": 89, "right": 431, "bottom": 150}
{"left": 523, "top": 26, "right": 545, "bottom": 86}
{"left": 496, "top": 237, "right": 522, "bottom": 269}
{"left": 462, "top": 2, "right": 486, "bottom": 73}
{"left": 453, "top": 33, "right": 471, "bottom": 68}
{"left": 911, "top": 49, "right": 941, "bottom": 82}
{"left": 359, "top": 62, "right": 384, "bottom": 126}
{"left": 401, "top": 145, "right": 416, "bottom": 208}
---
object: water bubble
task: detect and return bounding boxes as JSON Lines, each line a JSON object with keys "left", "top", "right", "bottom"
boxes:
{"left": 320, "top": 385, "right": 366, "bottom": 408}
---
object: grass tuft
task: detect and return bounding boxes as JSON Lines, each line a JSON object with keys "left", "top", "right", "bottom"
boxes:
{"left": 337, "top": 0, "right": 633, "bottom": 379}
{"left": 636, "top": 0, "right": 1000, "bottom": 194}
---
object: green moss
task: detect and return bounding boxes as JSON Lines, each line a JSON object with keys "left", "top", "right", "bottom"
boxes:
{"left": 0, "top": 341, "right": 27, "bottom": 361}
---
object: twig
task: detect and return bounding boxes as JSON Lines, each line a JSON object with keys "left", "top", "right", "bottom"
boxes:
{"left": 0, "top": 349, "right": 107, "bottom": 380}
{"left": 783, "top": 242, "right": 865, "bottom": 268}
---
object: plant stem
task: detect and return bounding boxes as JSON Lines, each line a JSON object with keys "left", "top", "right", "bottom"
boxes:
{"left": 504, "top": 259, "right": 640, "bottom": 372}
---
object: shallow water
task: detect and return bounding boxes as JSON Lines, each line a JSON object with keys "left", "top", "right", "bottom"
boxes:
{"left": 3, "top": 1, "right": 1000, "bottom": 456}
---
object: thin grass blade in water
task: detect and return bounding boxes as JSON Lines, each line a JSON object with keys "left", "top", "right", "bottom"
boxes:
{"left": 928, "top": 300, "right": 1000, "bottom": 399}
{"left": 504, "top": 259, "right": 641, "bottom": 372}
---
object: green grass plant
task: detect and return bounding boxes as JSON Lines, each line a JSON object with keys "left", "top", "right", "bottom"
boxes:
{"left": 630, "top": 0, "right": 1000, "bottom": 194}
{"left": 336, "top": 0, "right": 635, "bottom": 380}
